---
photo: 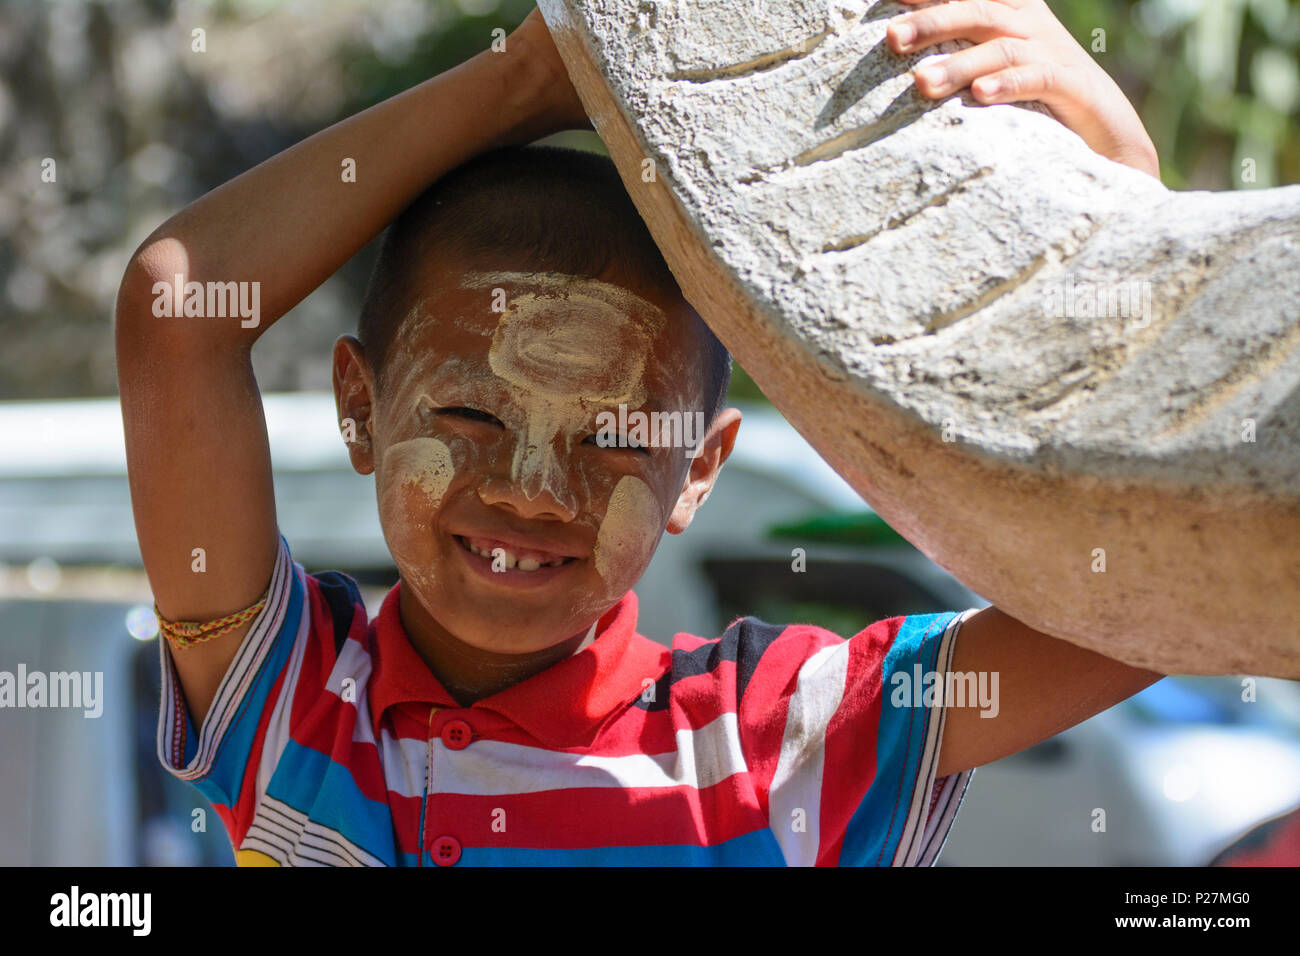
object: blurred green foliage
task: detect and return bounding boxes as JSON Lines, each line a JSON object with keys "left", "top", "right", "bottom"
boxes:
{"left": 767, "top": 510, "right": 906, "bottom": 546}
{"left": 1052, "top": 0, "right": 1299, "bottom": 189}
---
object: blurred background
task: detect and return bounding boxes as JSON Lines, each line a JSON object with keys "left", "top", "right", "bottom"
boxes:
{"left": 1, "top": 0, "right": 1298, "bottom": 865}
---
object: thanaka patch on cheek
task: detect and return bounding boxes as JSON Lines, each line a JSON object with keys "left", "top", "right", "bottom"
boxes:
{"left": 593, "top": 476, "right": 662, "bottom": 582}
{"left": 379, "top": 437, "right": 456, "bottom": 527}
{"left": 377, "top": 437, "right": 456, "bottom": 604}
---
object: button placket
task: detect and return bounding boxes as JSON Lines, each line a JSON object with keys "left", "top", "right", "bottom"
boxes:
{"left": 427, "top": 709, "right": 473, "bottom": 866}
{"left": 419, "top": 705, "right": 441, "bottom": 868}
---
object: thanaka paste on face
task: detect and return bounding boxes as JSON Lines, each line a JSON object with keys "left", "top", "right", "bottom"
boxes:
{"left": 593, "top": 475, "right": 662, "bottom": 582}
{"left": 382, "top": 437, "right": 455, "bottom": 505}
{"left": 483, "top": 277, "right": 662, "bottom": 507}
{"left": 373, "top": 270, "right": 684, "bottom": 650}
{"left": 377, "top": 436, "right": 456, "bottom": 595}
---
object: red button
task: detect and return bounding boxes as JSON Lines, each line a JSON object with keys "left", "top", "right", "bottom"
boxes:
{"left": 440, "top": 718, "right": 472, "bottom": 750}
{"left": 431, "top": 835, "right": 461, "bottom": 866}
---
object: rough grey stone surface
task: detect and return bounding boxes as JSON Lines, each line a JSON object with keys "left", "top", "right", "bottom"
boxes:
{"left": 538, "top": 0, "right": 1300, "bottom": 676}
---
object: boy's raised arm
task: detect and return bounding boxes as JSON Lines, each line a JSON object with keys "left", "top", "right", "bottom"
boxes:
{"left": 934, "top": 607, "right": 1162, "bottom": 778}
{"left": 114, "top": 10, "right": 585, "bottom": 728}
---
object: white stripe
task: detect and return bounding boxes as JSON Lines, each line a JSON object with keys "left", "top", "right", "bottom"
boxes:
{"left": 767, "top": 641, "right": 850, "bottom": 866}
{"left": 892, "top": 609, "right": 977, "bottom": 866}
{"left": 427, "top": 712, "right": 748, "bottom": 797}
{"left": 330, "top": 636, "right": 375, "bottom": 748}
{"left": 241, "top": 793, "right": 385, "bottom": 867}
{"left": 917, "top": 767, "right": 975, "bottom": 865}
{"left": 379, "top": 727, "right": 434, "bottom": 800}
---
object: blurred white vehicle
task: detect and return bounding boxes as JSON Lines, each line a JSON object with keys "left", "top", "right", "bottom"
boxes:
{"left": 940, "top": 676, "right": 1300, "bottom": 865}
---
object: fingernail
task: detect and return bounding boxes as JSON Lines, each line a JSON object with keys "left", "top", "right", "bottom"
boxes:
{"left": 977, "top": 77, "right": 1001, "bottom": 96}
{"left": 891, "top": 21, "right": 916, "bottom": 48}
{"left": 916, "top": 65, "right": 946, "bottom": 89}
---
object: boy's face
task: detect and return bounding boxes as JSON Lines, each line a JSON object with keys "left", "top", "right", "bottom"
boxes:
{"left": 336, "top": 260, "right": 738, "bottom": 656}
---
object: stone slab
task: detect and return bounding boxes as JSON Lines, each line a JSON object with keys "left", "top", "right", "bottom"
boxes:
{"left": 537, "top": 0, "right": 1300, "bottom": 676}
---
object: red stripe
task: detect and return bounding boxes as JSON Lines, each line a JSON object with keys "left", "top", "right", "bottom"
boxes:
{"left": 388, "top": 791, "right": 426, "bottom": 855}
{"left": 736, "top": 625, "right": 842, "bottom": 817}
{"left": 817, "top": 618, "right": 897, "bottom": 865}
{"left": 289, "top": 576, "right": 347, "bottom": 728}
{"left": 423, "top": 777, "right": 766, "bottom": 848}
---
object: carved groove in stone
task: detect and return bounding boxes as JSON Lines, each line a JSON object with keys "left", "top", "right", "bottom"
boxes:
{"left": 665, "top": 27, "right": 833, "bottom": 81}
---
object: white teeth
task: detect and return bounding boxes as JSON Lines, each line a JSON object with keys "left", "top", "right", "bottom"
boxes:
{"left": 464, "top": 538, "right": 565, "bottom": 572}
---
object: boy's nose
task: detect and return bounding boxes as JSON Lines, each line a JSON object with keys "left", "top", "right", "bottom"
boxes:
{"left": 477, "top": 474, "right": 578, "bottom": 521}
{"left": 477, "top": 432, "right": 580, "bottom": 521}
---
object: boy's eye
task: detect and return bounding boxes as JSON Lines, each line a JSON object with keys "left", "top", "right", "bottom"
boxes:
{"left": 426, "top": 405, "right": 504, "bottom": 428}
{"left": 583, "top": 432, "right": 650, "bottom": 454}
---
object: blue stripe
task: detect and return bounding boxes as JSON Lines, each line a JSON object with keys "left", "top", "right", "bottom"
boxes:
{"left": 267, "top": 737, "right": 398, "bottom": 864}
{"left": 839, "top": 612, "right": 955, "bottom": 866}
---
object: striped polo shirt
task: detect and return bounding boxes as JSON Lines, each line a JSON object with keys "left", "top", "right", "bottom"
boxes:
{"left": 157, "top": 535, "right": 976, "bottom": 866}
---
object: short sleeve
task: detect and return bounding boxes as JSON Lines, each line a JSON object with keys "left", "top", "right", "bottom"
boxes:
{"left": 741, "top": 609, "right": 978, "bottom": 866}
{"left": 155, "top": 533, "right": 311, "bottom": 846}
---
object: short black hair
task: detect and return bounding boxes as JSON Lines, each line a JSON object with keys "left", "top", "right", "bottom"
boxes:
{"left": 358, "top": 144, "right": 732, "bottom": 421}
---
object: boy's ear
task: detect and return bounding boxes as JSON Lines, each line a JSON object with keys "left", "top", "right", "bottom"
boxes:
{"left": 333, "top": 335, "right": 377, "bottom": 476}
{"left": 667, "top": 408, "right": 742, "bottom": 535}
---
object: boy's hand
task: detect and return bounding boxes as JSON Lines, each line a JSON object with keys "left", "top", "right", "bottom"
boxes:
{"left": 888, "top": 0, "right": 1160, "bottom": 178}
{"left": 508, "top": 8, "right": 592, "bottom": 139}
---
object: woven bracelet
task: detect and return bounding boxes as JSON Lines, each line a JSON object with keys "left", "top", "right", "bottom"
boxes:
{"left": 156, "top": 588, "right": 269, "bottom": 649}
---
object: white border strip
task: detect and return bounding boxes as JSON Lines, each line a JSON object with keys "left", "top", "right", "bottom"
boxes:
{"left": 893, "top": 609, "right": 979, "bottom": 866}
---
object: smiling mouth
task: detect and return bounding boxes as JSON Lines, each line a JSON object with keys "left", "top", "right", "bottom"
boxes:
{"left": 454, "top": 535, "right": 579, "bottom": 572}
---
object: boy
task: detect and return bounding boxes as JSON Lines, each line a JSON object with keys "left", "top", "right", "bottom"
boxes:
{"left": 116, "top": 1, "right": 1162, "bottom": 866}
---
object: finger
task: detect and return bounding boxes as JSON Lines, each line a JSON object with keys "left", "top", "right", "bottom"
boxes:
{"left": 887, "top": 1, "right": 1027, "bottom": 55}
{"left": 911, "top": 37, "right": 1050, "bottom": 100}
{"left": 969, "top": 61, "right": 1071, "bottom": 106}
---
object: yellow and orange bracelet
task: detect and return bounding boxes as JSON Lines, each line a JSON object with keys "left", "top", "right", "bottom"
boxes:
{"left": 155, "top": 587, "right": 269, "bottom": 649}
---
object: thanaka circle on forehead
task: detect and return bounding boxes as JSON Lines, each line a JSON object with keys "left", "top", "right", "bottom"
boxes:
{"left": 464, "top": 271, "right": 668, "bottom": 410}
{"left": 383, "top": 270, "right": 671, "bottom": 398}
{"left": 459, "top": 270, "right": 668, "bottom": 326}
{"left": 488, "top": 294, "right": 660, "bottom": 406}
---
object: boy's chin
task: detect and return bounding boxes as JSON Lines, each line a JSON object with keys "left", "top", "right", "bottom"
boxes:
{"left": 442, "top": 612, "right": 594, "bottom": 656}
{"left": 416, "top": 589, "right": 606, "bottom": 656}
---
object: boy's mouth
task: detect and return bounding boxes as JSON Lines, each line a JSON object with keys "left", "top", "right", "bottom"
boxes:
{"left": 454, "top": 534, "right": 579, "bottom": 573}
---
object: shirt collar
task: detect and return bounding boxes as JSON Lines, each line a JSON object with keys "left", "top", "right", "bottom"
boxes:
{"left": 366, "top": 581, "right": 667, "bottom": 747}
